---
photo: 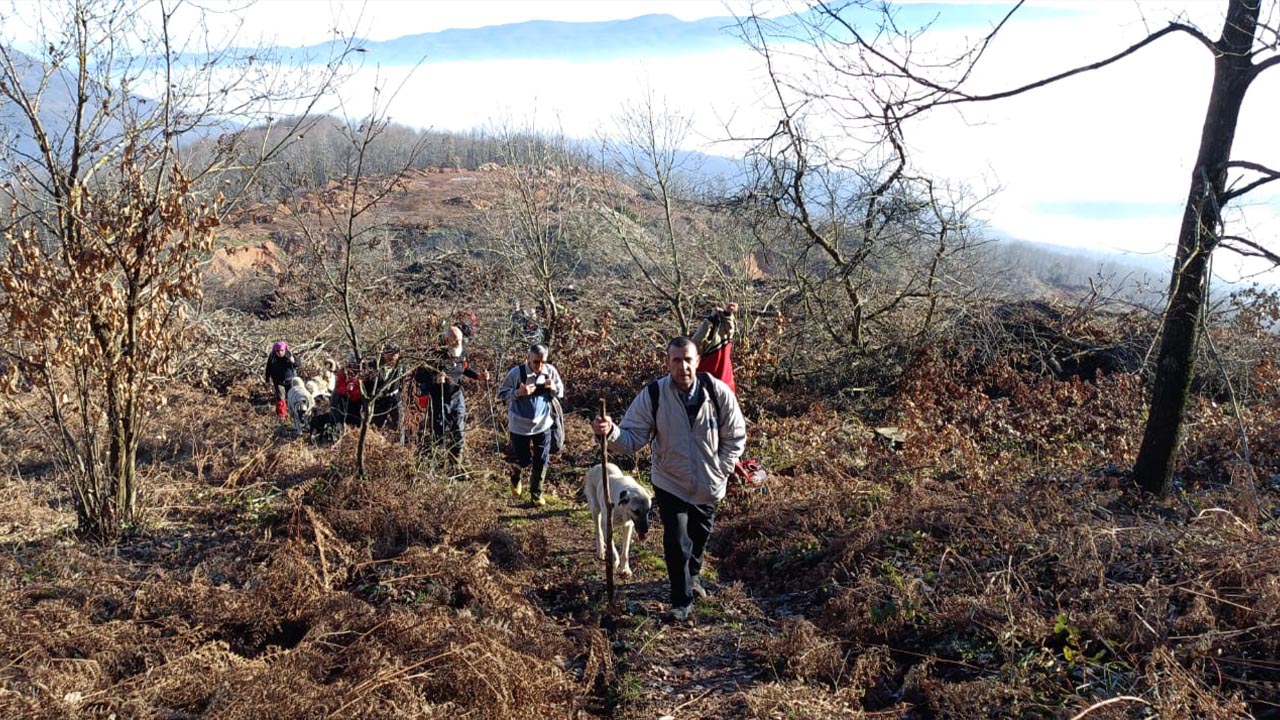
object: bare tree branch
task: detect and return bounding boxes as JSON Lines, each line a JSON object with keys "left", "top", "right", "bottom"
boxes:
{"left": 1251, "top": 51, "right": 1280, "bottom": 75}
{"left": 1220, "top": 234, "right": 1280, "bottom": 265}
{"left": 1222, "top": 160, "right": 1280, "bottom": 202}
{"left": 802, "top": 2, "right": 1215, "bottom": 121}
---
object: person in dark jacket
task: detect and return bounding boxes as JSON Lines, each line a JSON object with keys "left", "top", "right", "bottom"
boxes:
{"left": 369, "top": 343, "right": 404, "bottom": 435}
{"left": 414, "top": 326, "right": 486, "bottom": 462}
{"left": 264, "top": 340, "right": 299, "bottom": 420}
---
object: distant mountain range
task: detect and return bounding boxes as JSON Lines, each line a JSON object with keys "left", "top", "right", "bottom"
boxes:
{"left": 269, "top": 4, "right": 1076, "bottom": 65}
{"left": 0, "top": 46, "right": 130, "bottom": 175}
{"left": 327, "top": 14, "right": 744, "bottom": 64}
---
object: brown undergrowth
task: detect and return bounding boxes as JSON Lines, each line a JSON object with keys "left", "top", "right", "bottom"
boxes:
{"left": 0, "top": 386, "right": 600, "bottom": 718}
{"left": 712, "top": 350, "right": 1280, "bottom": 718}
{"left": 3, "top": 292, "right": 1280, "bottom": 718}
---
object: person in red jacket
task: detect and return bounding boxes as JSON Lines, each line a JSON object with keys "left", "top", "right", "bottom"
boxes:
{"left": 333, "top": 354, "right": 366, "bottom": 427}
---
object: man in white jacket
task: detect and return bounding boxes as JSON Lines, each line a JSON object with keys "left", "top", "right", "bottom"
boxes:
{"left": 592, "top": 336, "right": 746, "bottom": 621}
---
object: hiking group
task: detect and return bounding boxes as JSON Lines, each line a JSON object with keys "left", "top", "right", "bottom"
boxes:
{"left": 264, "top": 302, "right": 754, "bottom": 621}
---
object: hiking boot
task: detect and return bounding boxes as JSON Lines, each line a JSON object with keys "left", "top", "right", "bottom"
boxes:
{"left": 666, "top": 604, "right": 693, "bottom": 623}
{"left": 530, "top": 466, "right": 548, "bottom": 501}
{"left": 691, "top": 576, "right": 708, "bottom": 599}
{"left": 532, "top": 495, "right": 547, "bottom": 507}
{"left": 509, "top": 468, "right": 523, "bottom": 497}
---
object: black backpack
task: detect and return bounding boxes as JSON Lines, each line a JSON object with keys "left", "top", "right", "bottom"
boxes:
{"left": 519, "top": 364, "right": 564, "bottom": 454}
{"left": 646, "top": 372, "right": 723, "bottom": 437}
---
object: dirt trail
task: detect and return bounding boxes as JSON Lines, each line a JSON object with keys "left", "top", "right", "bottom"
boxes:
{"left": 494, "top": 455, "right": 781, "bottom": 719}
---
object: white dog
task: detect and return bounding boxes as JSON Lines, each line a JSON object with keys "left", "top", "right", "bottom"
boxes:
{"left": 306, "top": 359, "right": 337, "bottom": 401}
{"left": 286, "top": 376, "right": 315, "bottom": 438}
{"left": 584, "top": 463, "right": 653, "bottom": 577}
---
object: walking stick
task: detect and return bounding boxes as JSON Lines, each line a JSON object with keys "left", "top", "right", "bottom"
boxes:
{"left": 600, "top": 398, "right": 616, "bottom": 615}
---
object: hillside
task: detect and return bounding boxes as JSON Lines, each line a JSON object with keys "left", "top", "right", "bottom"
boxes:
{"left": 206, "top": 164, "right": 1163, "bottom": 309}
{"left": 2, "top": 150, "right": 1279, "bottom": 719}
{"left": 258, "top": 6, "right": 1081, "bottom": 66}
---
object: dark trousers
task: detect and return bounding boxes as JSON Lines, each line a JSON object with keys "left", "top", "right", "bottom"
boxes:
{"left": 654, "top": 486, "right": 716, "bottom": 608}
{"left": 508, "top": 429, "right": 551, "bottom": 498}
{"left": 508, "top": 428, "right": 550, "bottom": 470}
{"left": 424, "top": 391, "right": 466, "bottom": 460}
{"left": 371, "top": 395, "right": 401, "bottom": 432}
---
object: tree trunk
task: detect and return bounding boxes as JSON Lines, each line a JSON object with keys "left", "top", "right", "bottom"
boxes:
{"left": 1132, "top": 0, "right": 1258, "bottom": 494}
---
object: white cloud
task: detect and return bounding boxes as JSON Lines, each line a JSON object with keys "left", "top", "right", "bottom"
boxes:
{"left": 318, "top": 2, "right": 1276, "bottom": 287}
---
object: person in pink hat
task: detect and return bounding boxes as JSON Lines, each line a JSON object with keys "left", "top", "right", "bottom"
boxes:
{"left": 264, "top": 341, "right": 298, "bottom": 420}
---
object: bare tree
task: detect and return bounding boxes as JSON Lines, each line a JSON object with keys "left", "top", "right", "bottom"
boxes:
{"left": 1, "top": 145, "right": 215, "bottom": 542}
{"left": 282, "top": 81, "right": 431, "bottom": 477}
{"left": 735, "top": 16, "right": 987, "bottom": 357}
{"left": 1130, "top": 0, "right": 1279, "bottom": 495}
{"left": 602, "top": 91, "right": 715, "bottom": 334}
{"left": 484, "top": 123, "right": 595, "bottom": 344}
{"left": 741, "top": 0, "right": 1280, "bottom": 495}
{"left": 0, "top": 0, "right": 353, "bottom": 542}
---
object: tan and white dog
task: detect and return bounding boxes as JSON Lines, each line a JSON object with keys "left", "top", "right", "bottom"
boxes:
{"left": 307, "top": 359, "right": 337, "bottom": 400}
{"left": 584, "top": 463, "right": 652, "bottom": 576}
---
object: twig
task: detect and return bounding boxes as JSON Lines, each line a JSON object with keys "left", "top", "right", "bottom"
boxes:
{"left": 223, "top": 444, "right": 272, "bottom": 488}
{"left": 1191, "top": 507, "right": 1255, "bottom": 534}
{"left": 1198, "top": 259, "right": 1260, "bottom": 526}
{"left": 667, "top": 687, "right": 715, "bottom": 715}
{"left": 371, "top": 572, "right": 443, "bottom": 585}
{"left": 305, "top": 506, "right": 331, "bottom": 590}
{"left": 0, "top": 646, "right": 37, "bottom": 675}
{"left": 1068, "top": 695, "right": 1151, "bottom": 719}
{"left": 327, "top": 643, "right": 475, "bottom": 718}
{"left": 1180, "top": 586, "right": 1255, "bottom": 614}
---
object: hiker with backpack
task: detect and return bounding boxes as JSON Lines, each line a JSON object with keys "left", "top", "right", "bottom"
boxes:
{"left": 497, "top": 343, "right": 564, "bottom": 507}
{"left": 592, "top": 335, "right": 746, "bottom": 622}
{"left": 414, "top": 325, "right": 487, "bottom": 462}
{"left": 264, "top": 340, "right": 299, "bottom": 421}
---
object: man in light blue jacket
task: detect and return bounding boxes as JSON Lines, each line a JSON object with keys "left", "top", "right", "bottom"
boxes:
{"left": 498, "top": 343, "right": 564, "bottom": 506}
{"left": 593, "top": 336, "right": 746, "bottom": 621}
